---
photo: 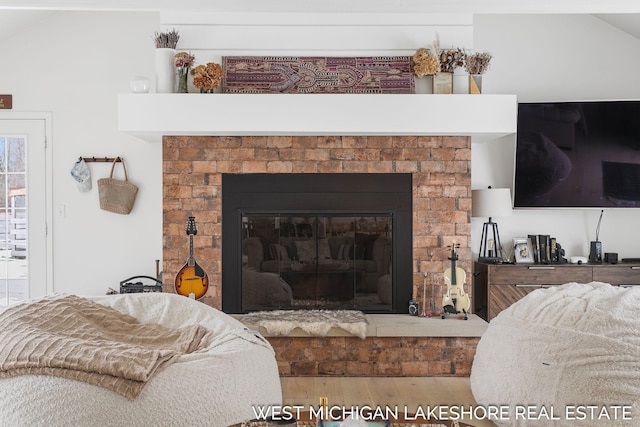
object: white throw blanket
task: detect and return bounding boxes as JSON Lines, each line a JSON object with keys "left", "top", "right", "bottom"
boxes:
{"left": 471, "top": 282, "right": 640, "bottom": 426}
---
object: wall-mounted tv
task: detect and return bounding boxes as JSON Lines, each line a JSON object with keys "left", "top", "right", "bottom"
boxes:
{"left": 514, "top": 100, "right": 640, "bottom": 208}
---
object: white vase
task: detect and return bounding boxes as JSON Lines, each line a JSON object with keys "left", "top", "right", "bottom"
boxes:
{"left": 155, "top": 48, "right": 176, "bottom": 93}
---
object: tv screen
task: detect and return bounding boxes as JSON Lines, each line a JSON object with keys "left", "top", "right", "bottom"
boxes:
{"left": 514, "top": 100, "right": 640, "bottom": 208}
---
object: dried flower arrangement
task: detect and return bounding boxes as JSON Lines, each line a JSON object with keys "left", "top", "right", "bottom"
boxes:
{"left": 438, "top": 48, "right": 465, "bottom": 73}
{"left": 175, "top": 52, "right": 196, "bottom": 69}
{"left": 154, "top": 29, "right": 180, "bottom": 49}
{"left": 412, "top": 48, "right": 439, "bottom": 78}
{"left": 191, "top": 62, "right": 224, "bottom": 92}
{"left": 412, "top": 33, "right": 464, "bottom": 78}
{"left": 464, "top": 52, "right": 492, "bottom": 75}
{"left": 431, "top": 32, "right": 463, "bottom": 73}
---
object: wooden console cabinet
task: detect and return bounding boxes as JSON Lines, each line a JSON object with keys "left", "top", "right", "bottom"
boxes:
{"left": 473, "top": 262, "right": 640, "bottom": 321}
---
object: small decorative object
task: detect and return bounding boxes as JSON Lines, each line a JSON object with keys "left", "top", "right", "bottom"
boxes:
{"left": 97, "top": 157, "right": 139, "bottom": 215}
{"left": 154, "top": 29, "right": 180, "bottom": 93}
{"left": 0, "top": 94, "right": 12, "bottom": 109}
{"left": 464, "top": 51, "right": 492, "bottom": 94}
{"left": 174, "top": 52, "right": 195, "bottom": 93}
{"left": 513, "top": 238, "right": 534, "bottom": 263}
{"left": 130, "top": 76, "right": 150, "bottom": 93}
{"left": 191, "top": 62, "right": 223, "bottom": 93}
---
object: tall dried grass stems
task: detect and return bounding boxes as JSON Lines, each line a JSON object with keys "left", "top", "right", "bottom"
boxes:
{"left": 154, "top": 29, "right": 180, "bottom": 49}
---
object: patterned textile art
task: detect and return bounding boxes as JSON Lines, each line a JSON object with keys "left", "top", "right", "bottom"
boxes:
{"left": 222, "top": 56, "right": 415, "bottom": 94}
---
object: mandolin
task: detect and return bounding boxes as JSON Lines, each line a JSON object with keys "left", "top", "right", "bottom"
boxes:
{"left": 175, "top": 216, "right": 209, "bottom": 300}
{"left": 442, "top": 240, "right": 470, "bottom": 320}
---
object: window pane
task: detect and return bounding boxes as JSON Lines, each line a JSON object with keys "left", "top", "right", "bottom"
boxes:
{"left": 0, "top": 134, "right": 28, "bottom": 307}
{"left": 8, "top": 174, "right": 25, "bottom": 194}
{"left": 8, "top": 137, "right": 25, "bottom": 173}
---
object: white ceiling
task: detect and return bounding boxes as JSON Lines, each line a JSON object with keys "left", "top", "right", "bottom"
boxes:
{"left": 0, "top": 2, "right": 639, "bottom": 42}
{"left": 1, "top": 0, "right": 640, "bottom": 14}
{"left": 595, "top": 13, "right": 640, "bottom": 39}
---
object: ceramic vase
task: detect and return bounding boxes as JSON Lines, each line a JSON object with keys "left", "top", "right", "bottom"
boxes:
{"left": 469, "top": 74, "right": 483, "bottom": 94}
{"left": 155, "top": 48, "right": 176, "bottom": 93}
{"left": 176, "top": 67, "right": 189, "bottom": 93}
{"left": 432, "top": 72, "right": 453, "bottom": 94}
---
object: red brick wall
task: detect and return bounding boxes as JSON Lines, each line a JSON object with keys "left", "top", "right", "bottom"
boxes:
{"left": 163, "top": 135, "right": 473, "bottom": 376}
{"left": 270, "top": 336, "right": 478, "bottom": 377}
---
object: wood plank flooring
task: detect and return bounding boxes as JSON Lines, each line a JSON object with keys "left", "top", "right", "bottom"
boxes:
{"left": 280, "top": 377, "right": 497, "bottom": 427}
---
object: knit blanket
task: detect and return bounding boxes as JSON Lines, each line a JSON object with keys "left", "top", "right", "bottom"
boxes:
{"left": 0, "top": 295, "right": 208, "bottom": 399}
{"left": 237, "top": 309, "right": 368, "bottom": 339}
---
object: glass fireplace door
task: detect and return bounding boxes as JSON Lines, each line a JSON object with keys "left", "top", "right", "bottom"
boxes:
{"left": 240, "top": 213, "right": 392, "bottom": 311}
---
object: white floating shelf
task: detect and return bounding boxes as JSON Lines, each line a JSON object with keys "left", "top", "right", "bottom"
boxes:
{"left": 118, "top": 93, "right": 517, "bottom": 142}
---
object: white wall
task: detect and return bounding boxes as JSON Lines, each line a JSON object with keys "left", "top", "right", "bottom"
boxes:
{"left": 0, "top": 11, "right": 162, "bottom": 297}
{"left": 2, "top": 11, "right": 639, "bottom": 299}
{"left": 472, "top": 14, "right": 640, "bottom": 261}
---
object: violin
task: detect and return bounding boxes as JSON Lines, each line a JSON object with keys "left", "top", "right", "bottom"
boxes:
{"left": 442, "top": 240, "right": 470, "bottom": 320}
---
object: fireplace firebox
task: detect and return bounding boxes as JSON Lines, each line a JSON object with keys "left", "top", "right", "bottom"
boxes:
{"left": 222, "top": 173, "right": 412, "bottom": 313}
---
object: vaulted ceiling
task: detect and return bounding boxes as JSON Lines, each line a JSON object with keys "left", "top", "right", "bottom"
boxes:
{"left": 1, "top": 1, "right": 639, "bottom": 42}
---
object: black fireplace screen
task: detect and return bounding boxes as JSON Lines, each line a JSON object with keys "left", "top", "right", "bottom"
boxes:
{"left": 222, "top": 173, "right": 412, "bottom": 313}
{"left": 241, "top": 213, "right": 393, "bottom": 311}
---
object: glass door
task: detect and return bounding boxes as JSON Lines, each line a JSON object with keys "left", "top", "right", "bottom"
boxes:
{"left": 0, "top": 117, "right": 49, "bottom": 307}
{"left": 241, "top": 213, "right": 393, "bottom": 311}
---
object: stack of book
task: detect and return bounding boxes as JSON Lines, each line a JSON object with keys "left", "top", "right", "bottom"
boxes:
{"left": 528, "top": 234, "right": 559, "bottom": 263}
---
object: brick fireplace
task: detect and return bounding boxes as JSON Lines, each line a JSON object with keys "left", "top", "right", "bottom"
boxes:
{"left": 163, "top": 134, "right": 471, "bottom": 305}
{"left": 163, "top": 134, "right": 475, "bottom": 376}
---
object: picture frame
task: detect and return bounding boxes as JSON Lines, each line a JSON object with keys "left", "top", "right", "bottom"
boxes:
{"left": 513, "top": 237, "right": 534, "bottom": 263}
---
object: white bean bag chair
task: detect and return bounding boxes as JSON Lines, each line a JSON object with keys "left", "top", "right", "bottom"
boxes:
{"left": 471, "top": 282, "right": 640, "bottom": 427}
{"left": 0, "top": 293, "right": 282, "bottom": 427}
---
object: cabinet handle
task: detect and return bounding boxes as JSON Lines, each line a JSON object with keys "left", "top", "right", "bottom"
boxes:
{"left": 631, "top": 267, "right": 640, "bottom": 270}
{"left": 515, "top": 284, "right": 560, "bottom": 288}
{"left": 528, "top": 266, "right": 556, "bottom": 270}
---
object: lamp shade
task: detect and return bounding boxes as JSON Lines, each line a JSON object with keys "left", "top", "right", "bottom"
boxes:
{"left": 472, "top": 188, "right": 513, "bottom": 218}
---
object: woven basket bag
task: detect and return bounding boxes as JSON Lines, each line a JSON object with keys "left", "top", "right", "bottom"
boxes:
{"left": 97, "top": 157, "right": 138, "bottom": 214}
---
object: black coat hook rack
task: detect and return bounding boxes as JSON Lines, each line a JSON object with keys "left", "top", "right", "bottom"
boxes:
{"left": 80, "top": 156, "right": 122, "bottom": 163}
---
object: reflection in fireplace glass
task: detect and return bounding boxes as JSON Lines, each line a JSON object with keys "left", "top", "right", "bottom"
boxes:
{"left": 241, "top": 214, "right": 392, "bottom": 311}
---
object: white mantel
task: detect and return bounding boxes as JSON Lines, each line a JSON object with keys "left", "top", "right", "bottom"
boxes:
{"left": 118, "top": 93, "right": 517, "bottom": 142}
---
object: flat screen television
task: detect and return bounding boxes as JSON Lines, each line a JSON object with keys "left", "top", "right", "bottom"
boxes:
{"left": 514, "top": 100, "right": 640, "bottom": 208}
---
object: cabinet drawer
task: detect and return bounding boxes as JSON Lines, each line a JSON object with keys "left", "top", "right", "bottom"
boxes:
{"left": 593, "top": 265, "right": 640, "bottom": 285}
{"left": 489, "top": 265, "right": 592, "bottom": 285}
{"left": 487, "top": 284, "right": 538, "bottom": 320}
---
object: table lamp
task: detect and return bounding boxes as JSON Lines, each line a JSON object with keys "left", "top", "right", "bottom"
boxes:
{"left": 472, "top": 187, "right": 513, "bottom": 263}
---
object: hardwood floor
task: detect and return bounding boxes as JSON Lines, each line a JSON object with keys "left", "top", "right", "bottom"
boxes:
{"left": 281, "top": 377, "right": 496, "bottom": 427}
